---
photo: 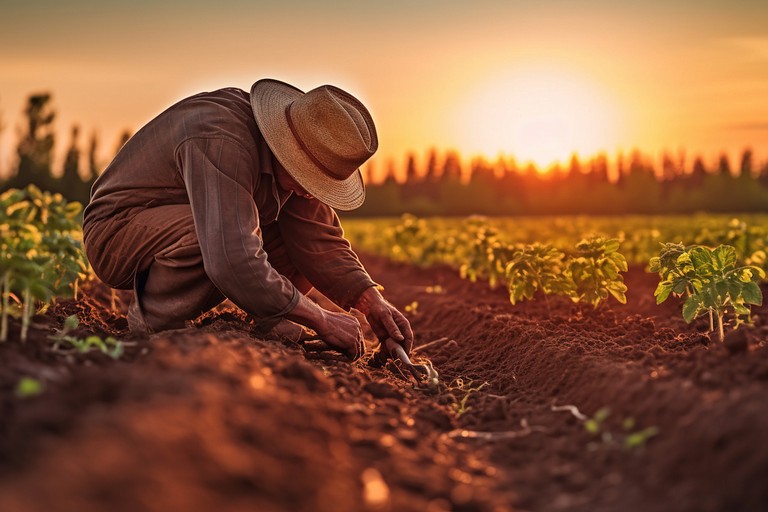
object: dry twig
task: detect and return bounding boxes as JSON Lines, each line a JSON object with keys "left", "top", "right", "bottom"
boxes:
{"left": 551, "top": 403, "right": 588, "bottom": 421}
{"left": 445, "top": 419, "right": 548, "bottom": 441}
{"left": 413, "top": 336, "right": 457, "bottom": 354}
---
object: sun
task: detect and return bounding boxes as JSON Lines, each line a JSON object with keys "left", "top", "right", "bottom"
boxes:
{"left": 453, "top": 65, "right": 623, "bottom": 169}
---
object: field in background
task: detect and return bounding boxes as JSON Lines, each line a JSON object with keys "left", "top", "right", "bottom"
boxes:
{"left": 344, "top": 213, "right": 768, "bottom": 266}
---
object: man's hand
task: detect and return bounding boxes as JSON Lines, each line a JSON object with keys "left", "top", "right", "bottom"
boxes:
{"left": 286, "top": 295, "right": 365, "bottom": 361}
{"left": 314, "top": 310, "right": 365, "bottom": 361}
{"left": 355, "top": 287, "right": 414, "bottom": 356}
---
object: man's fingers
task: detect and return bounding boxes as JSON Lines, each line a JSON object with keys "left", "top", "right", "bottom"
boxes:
{"left": 393, "top": 311, "right": 414, "bottom": 354}
{"left": 381, "top": 313, "right": 404, "bottom": 342}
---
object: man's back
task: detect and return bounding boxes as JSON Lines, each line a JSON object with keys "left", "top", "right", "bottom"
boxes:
{"left": 84, "top": 88, "right": 260, "bottom": 226}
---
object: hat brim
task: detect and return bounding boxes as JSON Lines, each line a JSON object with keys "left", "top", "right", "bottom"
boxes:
{"left": 250, "top": 79, "right": 365, "bottom": 211}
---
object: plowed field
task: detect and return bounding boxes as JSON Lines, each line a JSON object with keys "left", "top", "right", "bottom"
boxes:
{"left": 1, "top": 254, "right": 767, "bottom": 512}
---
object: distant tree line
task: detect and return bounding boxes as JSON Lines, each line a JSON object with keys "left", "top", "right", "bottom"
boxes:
{"left": 0, "top": 93, "right": 129, "bottom": 206}
{"left": 352, "top": 148, "right": 768, "bottom": 216}
{"left": 2, "top": 92, "right": 767, "bottom": 216}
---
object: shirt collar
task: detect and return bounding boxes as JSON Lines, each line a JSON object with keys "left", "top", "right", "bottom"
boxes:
{"left": 256, "top": 130, "right": 293, "bottom": 220}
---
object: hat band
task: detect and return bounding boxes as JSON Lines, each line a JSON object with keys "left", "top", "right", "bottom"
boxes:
{"left": 285, "top": 103, "right": 341, "bottom": 179}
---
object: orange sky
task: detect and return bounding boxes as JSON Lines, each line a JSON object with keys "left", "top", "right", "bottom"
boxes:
{"left": 2, "top": 0, "right": 768, "bottom": 180}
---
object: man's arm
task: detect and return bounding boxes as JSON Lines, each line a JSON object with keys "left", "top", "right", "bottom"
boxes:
{"left": 277, "top": 195, "right": 376, "bottom": 309}
{"left": 278, "top": 195, "right": 414, "bottom": 354}
{"left": 178, "top": 137, "right": 365, "bottom": 359}
{"left": 178, "top": 137, "right": 299, "bottom": 321}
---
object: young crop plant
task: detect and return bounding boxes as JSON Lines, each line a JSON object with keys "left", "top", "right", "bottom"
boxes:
{"left": 567, "top": 236, "right": 628, "bottom": 308}
{"left": 505, "top": 242, "right": 574, "bottom": 307}
{"left": 49, "top": 315, "right": 124, "bottom": 359}
{"left": 0, "top": 185, "right": 87, "bottom": 343}
{"left": 459, "top": 225, "right": 515, "bottom": 289}
{"left": 652, "top": 243, "right": 764, "bottom": 342}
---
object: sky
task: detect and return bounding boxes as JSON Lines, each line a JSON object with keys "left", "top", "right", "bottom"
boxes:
{"left": 1, "top": 0, "right": 768, "bottom": 180}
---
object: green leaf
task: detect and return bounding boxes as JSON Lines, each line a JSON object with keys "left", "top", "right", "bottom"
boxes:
{"left": 649, "top": 256, "right": 661, "bottom": 273}
{"left": 689, "top": 247, "right": 712, "bottom": 269}
{"left": 682, "top": 295, "right": 701, "bottom": 323}
{"left": 603, "top": 239, "right": 620, "bottom": 253}
{"left": 608, "top": 287, "right": 627, "bottom": 304}
{"left": 624, "top": 426, "right": 659, "bottom": 449}
{"left": 585, "top": 419, "right": 600, "bottom": 434}
{"left": 742, "top": 281, "right": 763, "bottom": 305}
{"left": 63, "top": 314, "right": 79, "bottom": 330}
{"left": 15, "top": 377, "right": 44, "bottom": 398}
{"left": 677, "top": 251, "right": 693, "bottom": 266}
{"left": 655, "top": 281, "right": 673, "bottom": 304}
{"left": 713, "top": 245, "right": 737, "bottom": 271}
{"left": 733, "top": 303, "right": 750, "bottom": 315}
{"left": 594, "top": 407, "right": 610, "bottom": 423}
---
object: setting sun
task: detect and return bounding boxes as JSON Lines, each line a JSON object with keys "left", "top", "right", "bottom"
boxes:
{"left": 453, "top": 65, "right": 624, "bottom": 169}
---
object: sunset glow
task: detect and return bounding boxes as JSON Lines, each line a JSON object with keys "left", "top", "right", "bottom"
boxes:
{"left": 1, "top": 0, "right": 768, "bottom": 180}
{"left": 454, "top": 66, "right": 623, "bottom": 169}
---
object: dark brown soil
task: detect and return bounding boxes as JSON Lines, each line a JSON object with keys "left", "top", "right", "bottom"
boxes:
{"left": 1, "top": 255, "right": 767, "bottom": 512}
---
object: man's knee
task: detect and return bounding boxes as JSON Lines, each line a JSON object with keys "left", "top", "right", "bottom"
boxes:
{"left": 84, "top": 206, "right": 198, "bottom": 288}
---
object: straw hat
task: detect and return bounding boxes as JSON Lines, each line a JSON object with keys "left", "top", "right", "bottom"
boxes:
{"left": 250, "top": 79, "right": 378, "bottom": 210}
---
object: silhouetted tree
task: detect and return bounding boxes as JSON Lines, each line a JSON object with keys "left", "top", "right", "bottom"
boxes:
{"left": 690, "top": 156, "right": 707, "bottom": 187}
{"left": 87, "top": 131, "right": 100, "bottom": 182}
{"left": 56, "top": 124, "right": 95, "bottom": 203}
{"left": 589, "top": 152, "right": 609, "bottom": 183}
{"left": 716, "top": 153, "right": 731, "bottom": 177}
{"left": 739, "top": 148, "right": 753, "bottom": 179}
{"left": 115, "top": 129, "right": 132, "bottom": 153}
{"left": 441, "top": 151, "right": 462, "bottom": 182}
{"left": 615, "top": 151, "right": 626, "bottom": 185}
{"left": 759, "top": 161, "right": 768, "bottom": 187}
{"left": 568, "top": 153, "right": 581, "bottom": 177}
{"left": 661, "top": 151, "right": 678, "bottom": 181}
{"left": 61, "top": 125, "right": 81, "bottom": 183}
{"left": 424, "top": 148, "right": 438, "bottom": 182}
{"left": 404, "top": 153, "right": 418, "bottom": 183}
{"left": 7, "top": 93, "right": 56, "bottom": 190}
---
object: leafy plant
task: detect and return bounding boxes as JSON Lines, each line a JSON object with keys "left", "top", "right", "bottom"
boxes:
{"left": 568, "top": 236, "right": 628, "bottom": 308}
{"left": 15, "top": 376, "right": 44, "bottom": 398}
{"left": 49, "top": 314, "right": 124, "bottom": 359}
{"left": 584, "top": 406, "right": 611, "bottom": 434}
{"left": 506, "top": 243, "right": 574, "bottom": 306}
{"left": 448, "top": 377, "right": 488, "bottom": 417}
{"left": 459, "top": 225, "right": 514, "bottom": 289}
{"left": 0, "top": 186, "right": 87, "bottom": 343}
{"left": 585, "top": 407, "right": 659, "bottom": 450}
{"left": 652, "top": 244, "right": 764, "bottom": 342}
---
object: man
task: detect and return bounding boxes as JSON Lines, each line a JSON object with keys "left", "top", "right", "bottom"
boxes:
{"left": 83, "top": 78, "right": 412, "bottom": 361}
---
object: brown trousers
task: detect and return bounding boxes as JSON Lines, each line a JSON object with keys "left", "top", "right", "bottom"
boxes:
{"left": 85, "top": 204, "right": 311, "bottom": 333}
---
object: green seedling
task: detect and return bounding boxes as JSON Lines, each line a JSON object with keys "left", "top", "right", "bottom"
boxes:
{"left": 506, "top": 242, "right": 574, "bottom": 308}
{"left": 448, "top": 377, "right": 488, "bottom": 417}
{"left": 568, "top": 236, "right": 628, "bottom": 308}
{"left": 624, "top": 426, "right": 659, "bottom": 449}
{"left": 583, "top": 407, "right": 659, "bottom": 450}
{"left": 15, "top": 376, "right": 44, "bottom": 398}
{"left": 652, "top": 244, "right": 764, "bottom": 342}
{"left": 49, "top": 315, "right": 124, "bottom": 359}
{"left": 459, "top": 225, "right": 514, "bottom": 289}
{"left": 0, "top": 186, "right": 87, "bottom": 343}
{"left": 584, "top": 407, "right": 611, "bottom": 434}
{"left": 404, "top": 301, "right": 419, "bottom": 314}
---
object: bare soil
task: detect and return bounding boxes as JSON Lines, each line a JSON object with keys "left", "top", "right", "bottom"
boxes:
{"left": 1, "top": 253, "right": 767, "bottom": 512}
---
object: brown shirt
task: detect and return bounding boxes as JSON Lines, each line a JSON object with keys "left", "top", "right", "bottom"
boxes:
{"left": 84, "top": 87, "right": 375, "bottom": 319}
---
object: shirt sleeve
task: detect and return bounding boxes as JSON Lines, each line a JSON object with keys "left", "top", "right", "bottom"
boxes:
{"left": 277, "top": 194, "right": 377, "bottom": 310}
{"left": 176, "top": 136, "right": 300, "bottom": 322}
